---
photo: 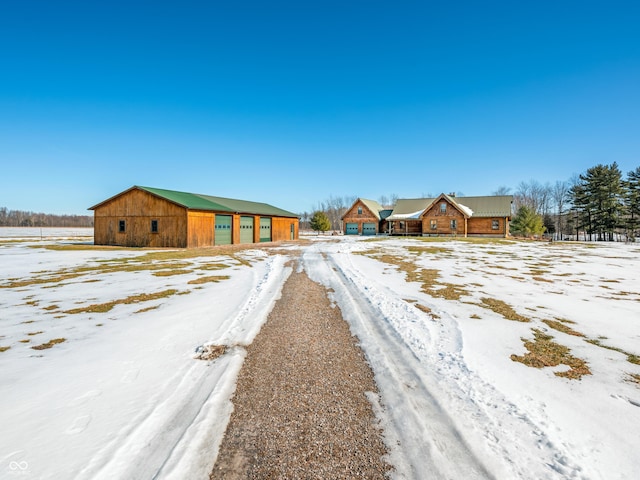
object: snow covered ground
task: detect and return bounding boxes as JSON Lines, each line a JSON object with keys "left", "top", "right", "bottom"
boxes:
{"left": 1, "top": 229, "right": 639, "bottom": 479}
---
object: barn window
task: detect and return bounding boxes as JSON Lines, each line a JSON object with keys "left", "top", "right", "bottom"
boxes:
{"left": 358, "top": 207, "right": 363, "bottom": 215}
{"left": 119, "top": 220, "right": 126, "bottom": 233}
{"left": 151, "top": 220, "right": 158, "bottom": 233}
{"left": 492, "top": 219, "right": 499, "bottom": 230}
{"left": 430, "top": 220, "right": 437, "bottom": 230}
{"left": 450, "top": 219, "right": 457, "bottom": 230}
{"left": 440, "top": 202, "right": 446, "bottom": 213}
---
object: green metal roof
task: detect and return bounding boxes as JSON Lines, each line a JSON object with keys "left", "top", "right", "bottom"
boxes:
{"left": 91, "top": 186, "right": 299, "bottom": 218}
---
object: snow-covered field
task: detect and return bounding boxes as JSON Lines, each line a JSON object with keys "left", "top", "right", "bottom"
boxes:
{"left": 1, "top": 229, "right": 639, "bottom": 479}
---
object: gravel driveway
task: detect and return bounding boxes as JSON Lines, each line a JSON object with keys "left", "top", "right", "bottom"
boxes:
{"left": 211, "top": 263, "right": 392, "bottom": 479}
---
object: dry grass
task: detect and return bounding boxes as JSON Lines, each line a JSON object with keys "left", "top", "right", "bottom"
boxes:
{"left": 134, "top": 306, "right": 160, "bottom": 314}
{"left": 407, "top": 245, "right": 451, "bottom": 256}
{"left": 511, "top": 329, "right": 591, "bottom": 380}
{"left": 533, "top": 276, "right": 554, "bottom": 283}
{"left": 414, "top": 303, "right": 441, "bottom": 319}
{"left": 586, "top": 339, "right": 640, "bottom": 365}
{"left": 357, "top": 249, "right": 468, "bottom": 300}
{"left": 542, "top": 319, "right": 585, "bottom": 337}
{"left": 31, "top": 338, "right": 66, "bottom": 350}
{"left": 64, "top": 289, "right": 180, "bottom": 314}
{"left": 194, "top": 344, "right": 226, "bottom": 361}
{"left": 626, "top": 373, "right": 640, "bottom": 385}
{"left": 480, "top": 297, "right": 530, "bottom": 322}
{"left": 152, "top": 269, "right": 193, "bottom": 277}
{"left": 27, "top": 331, "right": 44, "bottom": 336}
{"left": 188, "top": 275, "right": 231, "bottom": 285}
{"left": 0, "top": 346, "right": 11, "bottom": 352}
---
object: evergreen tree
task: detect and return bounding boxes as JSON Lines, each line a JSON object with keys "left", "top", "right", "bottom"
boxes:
{"left": 624, "top": 167, "right": 640, "bottom": 241}
{"left": 569, "top": 163, "right": 624, "bottom": 241}
{"left": 510, "top": 205, "right": 545, "bottom": 238}
{"left": 309, "top": 211, "right": 331, "bottom": 235}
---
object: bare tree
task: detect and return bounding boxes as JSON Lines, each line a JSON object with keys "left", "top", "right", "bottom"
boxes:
{"left": 492, "top": 186, "right": 512, "bottom": 195}
{"left": 552, "top": 180, "right": 570, "bottom": 240}
{"left": 514, "top": 180, "right": 551, "bottom": 214}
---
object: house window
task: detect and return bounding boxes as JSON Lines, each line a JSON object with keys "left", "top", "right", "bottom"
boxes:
{"left": 118, "top": 220, "right": 126, "bottom": 233}
{"left": 450, "top": 219, "right": 457, "bottom": 230}
{"left": 492, "top": 219, "right": 500, "bottom": 230}
{"left": 440, "top": 202, "right": 446, "bottom": 213}
{"left": 430, "top": 219, "right": 437, "bottom": 230}
{"left": 358, "top": 207, "right": 363, "bottom": 215}
{"left": 151, "top": 220, "right": 158, "bottom": 233}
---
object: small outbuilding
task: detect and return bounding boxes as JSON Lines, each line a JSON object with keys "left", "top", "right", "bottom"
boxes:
{"left": 90, "top": 186, "right": 299, "bottom": 248}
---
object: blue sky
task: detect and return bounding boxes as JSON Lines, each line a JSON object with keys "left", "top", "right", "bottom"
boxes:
{"left": 1, "top": 0, "right": 639, "bottom": 215}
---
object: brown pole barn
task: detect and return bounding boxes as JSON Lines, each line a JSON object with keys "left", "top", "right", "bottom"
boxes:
{"left": 90, "top": 186, "right": 299, "bottom": 248}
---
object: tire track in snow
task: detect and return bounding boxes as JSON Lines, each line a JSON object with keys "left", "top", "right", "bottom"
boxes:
{"left": 304, "top": 242, "right": 586, "bottom": 480}
{"left": 304, "top": 246, "right": 493, "bottom": 480}
{"left": 78, "top": 255, "right": 291, "bottom": 480}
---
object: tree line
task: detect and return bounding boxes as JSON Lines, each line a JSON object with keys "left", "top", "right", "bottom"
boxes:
{"left": 0, "top": 207, "right": 93, "bottom": 227}
{"left": 505, "top": 162, "right": 639, "bottom": 241}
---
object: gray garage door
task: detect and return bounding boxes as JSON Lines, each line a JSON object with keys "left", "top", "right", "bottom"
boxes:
{"left": 240, "top": 216, "right": 254, "bottom": 244}
{"left": 362, "top": 223, "right": 377, "bottom": 235}
{"left": 215, "top": 215, "right": 232, "bottom": 245}
{"left": 259, "top": 217, "right": 271, "bottom": 242}
{"left": 345, "top": 223, "right": 359, "bottom": 235}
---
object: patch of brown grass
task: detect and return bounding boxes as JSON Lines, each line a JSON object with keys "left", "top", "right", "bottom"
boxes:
{"left": 64, "top": 289, "right": 180, "bottom": 314}
{"left": 480, "top": 297, "right": 530, "bottom": 322}
{"left": 626, "top": 373, "right": 640, "bottom": 385}
{"left": 357, "top": 250, "right": 468, "bottom": 300}
{"left": 542, "top": 319, "right": 585, "bottom": 337}
{"left": 194, "top": 344, "right": 226, "bottom": 361}
{"left": 188, "top": 275, "right": 231, "bottom": 285}
{"left": 134, "top": 306, "right": 160, "bottom": 314}
{"left": 533, "top": 276, "right": 554, "bottom": 283}
{"left": 407, "top": 245, "right": 451, "bottom": 256}
{"left": 153, "top": 269, "right": 193, "bottom": 277}
{"left": 511, "top": 329, "right": 591, "bottom": 379}
{"left": 27, "top": 331, "right": 44, "bottom": 336}
{"left": 414, "top": 303, "right": 441, "bottom": 319}
{"left": 0, "top": 346, "right": 11, "bottom": 352}
{"left": 42, "top": 304, "right": 59, "bottom": 311}
{"left": 31, "top": 338, "right": 66, "bottom": 350}
{"left": 198, "top": 263, "right": 230, "bottom": 271}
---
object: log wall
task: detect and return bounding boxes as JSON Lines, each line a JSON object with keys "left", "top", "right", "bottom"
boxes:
{"left": 467, "top": 217, "right": 509, "bottom": 237}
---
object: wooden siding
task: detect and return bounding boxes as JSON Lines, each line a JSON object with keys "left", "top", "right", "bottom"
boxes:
{"left": 187, "top": 211, "right": 215, "bottom": 248}
{"left": 93, "top": 189, "right": 188, "bottom": 247}
{"left": 93, "top": 187, "right": 299, "bottom": 247}
{"left": 272, "top": 217, "right": 299, "bottom": 241}
{"left": 342, "top": 199, "right": 380, "bottom": 234}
